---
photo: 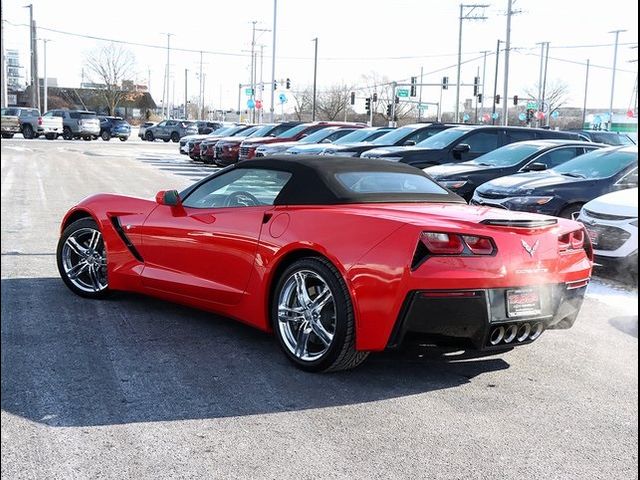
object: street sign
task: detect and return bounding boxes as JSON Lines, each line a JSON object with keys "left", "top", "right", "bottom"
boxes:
{"left": 526, "top": 101, "right": 538, "bottom": 109}
{"left": 255, "top": 100, "right": 263, "bottom": 109}
{"left": 247, "top": 99, "right": 255, "bottom": 109}
{"left": 491, "top": 112, "right": 499, "bottom": 120}
{"left": 551, "top": 110, "right": 560, "bottom": 119}
{"left": 518, "top": 112, "right": 527, "bottom": 121}
{"left": 397, "top": 89, "right": 409, "bottom": 98}
{"left": 418, "top": 104, "right": 429, "bottom": 110}
{"left": 245, "top": 88, "right": 254, "bottom": 95}
{"left": 463, "top": 113, "right": 470, "bottom": 122}
{"left": 278, "top": 93, "right": 287, "bottom": 104}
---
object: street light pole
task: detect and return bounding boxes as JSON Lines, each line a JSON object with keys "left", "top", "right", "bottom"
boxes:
{"left": 492, "top": 39, "right": 501, "bottom": 125}
{"left": 199, "top": 51, "right": 203, "bottom": 120}
{"left": 455, "top": 3, "right": 489, "bottom": 123}
{"left": 163, "top": 33, "right": 173, "bottom": 118}
{"left": 608, "top": 29, "right": 626, "bottom": 131}
{"left": 184, "top": 68, "right": 188, "bottom": 119}
{"left": 269, "top": 0, "right": 278, "bottom": 122}
{"left": 1, "top": 1, "right": 7, "bottom": 108}
{"left": 41, "top": 38, "right": 49, "bottom": 113}
{"left": 541, "top": 42, "right": 550, "bottom": 126}
{"left": 312, "top": 37, "right": 318, "bottom": 121}
{"left": 502, "top": 0, "right": 515, "bottom": 126}
{"left": 480, "top": 50, "right": 488, "bottom": 120}
{"left": 581, "top": 59, "right": 590, "bottom": 128}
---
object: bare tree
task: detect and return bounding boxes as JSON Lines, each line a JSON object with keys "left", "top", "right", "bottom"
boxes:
{"left": 524, "top": 79, "right": 571, "bottom": 119}
{"left": 84, "top": 43, "right": 136, "bottom": 115}
{"left": 291, "top": 88, "right": 313, "bottom": 121}
{"left": 360, "top": 72, "right": 415, "bottom": 124}
{"left": 316, "top": 84, "right": 353, "bottom": 120}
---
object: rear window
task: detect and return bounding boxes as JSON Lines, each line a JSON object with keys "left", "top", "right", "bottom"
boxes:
{"left": 553, "top": 148, "right": 637, "bottom": 179}
{"left": 277, "top": 124, "right": 312, "bottom": 138}
{"left": 1, "top": 108, "right": 19, "bottom": 116}
{"left": 69, "top": 112, "right": 97, "bottom": 119}
{"left": 590, "top": 132, "right": 634, "bottom": 146}
{"left": 336, "top": 171, "right": 449, "bottom": 195}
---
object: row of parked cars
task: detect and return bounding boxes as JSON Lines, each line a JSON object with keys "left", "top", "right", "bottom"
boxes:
{"left": 176, "top": 120, "right": 637, "bottom": 276}
{"left": 0, "top": 107, "right": 132, "bottom": 141}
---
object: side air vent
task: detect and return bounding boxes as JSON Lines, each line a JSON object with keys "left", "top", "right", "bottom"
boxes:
{"left": 110, "top": 217, "right": 144, "bottom": 262}
{"left": 480, "top": 219, "right": 557, "bottom": 228}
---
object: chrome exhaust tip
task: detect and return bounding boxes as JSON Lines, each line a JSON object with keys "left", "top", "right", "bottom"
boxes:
{"left": 529, "top": 322, "right": 544, "bottom": 341}
{"left": 516, "top": 323, "right": 531, "bottom": 342}
{"left": 489, "top": 326, "right": 505, "bottom": 346}
{"left": 503, "top": 325, "right": 518, "bottom": 344}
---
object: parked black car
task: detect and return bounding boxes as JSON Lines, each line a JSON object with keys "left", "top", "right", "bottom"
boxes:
{"left": 570, "top": 130, "right": 635, "bottom": 146}
{"left": 471, "top": 146, "right": 638, "bottom": 218}
{"left": 322, "top": 122, "right": 456, "bottom": 157}
{"left": 195, "top": 121, "right": 224, "bottom": 134}
{"left": 361, "top": 126, "right": 583, "bottom": 168}
{"left": 426, "top": 140, "right": 605, "bottom": 201}
{"left": 98, "top": 116, "right": 131, "bottom": 141}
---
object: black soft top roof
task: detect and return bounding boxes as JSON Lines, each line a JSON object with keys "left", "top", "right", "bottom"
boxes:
{"left": 232, "top": 156, "right": 465, "bottom": 205}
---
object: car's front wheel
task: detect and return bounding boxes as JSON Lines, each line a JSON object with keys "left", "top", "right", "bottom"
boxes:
{"left": 271, "top": 257, "right": 368, "bottom": 372}
{"left": 145, "top": 131, "right": 154, "bottom": 141}
{"left": 171, "top": 132, "right": 180, "bottom": 142}
{"left": 22, "top": 124, "right": 34, "bottom": 139}
{"left": 101, "top": 131, "right": 111, "bottom": 141}
{"left": 56, "top": 218, "right": 109, "bottom": 299}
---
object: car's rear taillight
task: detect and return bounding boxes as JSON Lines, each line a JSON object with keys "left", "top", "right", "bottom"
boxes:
{"left": 419, "top": 232, "right": 496, "bottom": 256}
{"left": 38, "top": 117, "right": 43, "bottom": 125}
{"left": 559, "top": 229, "right": 592, "bottom": 260}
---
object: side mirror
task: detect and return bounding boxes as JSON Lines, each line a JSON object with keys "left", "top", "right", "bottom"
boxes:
{"left": 452, "top": 143, "right": 471, "bottom": 153}
{"left": 524, "top": 162, "right": 547, "bottom": 172}
{"left": 155, "top": 190, "right": 181, "bottom": 206}
{"left": 403, "top": 140, "right": 416, "bottom": 146}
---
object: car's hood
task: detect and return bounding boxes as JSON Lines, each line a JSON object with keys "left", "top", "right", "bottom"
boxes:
{"left": 287, "top": 143, "right": 330, "bottom": 153}
{"left": 257, "top": 141, "right": 298, "bottom": 150}
{"left": 584, "top": 188, "right": 638, "bottom": 217}
{"left": 479, "top": 171, "right": 584, "bottom": 193}
{"left": 425, "top": 162, "right": 484, "bottom": 178}
{"left": 216, "top": 135, "right": 251, "bottom": 144}
{"left": 182, "top": 134, "right": 209, "bottom": 142}
{"left": 242, "top": 136, "right": 292, "bottom": 146}
{"left": 364, "top": 146, "right": 439, "bottom": 157}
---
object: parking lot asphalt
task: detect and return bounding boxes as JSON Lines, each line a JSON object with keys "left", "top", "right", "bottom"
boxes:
{"left": 1, "top": 137, "right": 638, "bottom": 480}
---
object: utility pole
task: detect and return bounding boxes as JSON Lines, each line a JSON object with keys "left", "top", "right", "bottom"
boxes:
{"left": 535, "top": 42, "right": 546, "bottom": 127}
{"left": 312, "top": 37, "right": 318, "bottom": 121}
{"left": 24, "top": 5, "right": 37, "bottom": 108}
{"left": 608, "top": 29, "right": 626, "bottom": 131}
{"left": 1, "top": 0, "right": 7, "bottom": 108}
{"left": 184, "top": 68, "right": 188, "bottom": 119}
{"left": 480, "top": 50, "right": 488, "bottom": 120}
{"left": 269, "top": 0, "right": 278, "bottom": 122}
{"left": 417, "top": 66, "right": 424, "bottom": 121}
{"left": 390, "top": 82, "right": 398, "bottom": 127}
{"left": 259, "top": 44, "right": 265, "bottom": 123}
{"left": 492, "top": 39, "right": 501, "bottom": 125}
{"left": 163, "top": 33, "right": 173, "bottom": 118}
{"left": 502, "top": 0, "right": 517, "bottom": 126}
{"left": 201, "top": 73, "right": 206, "bottom": 120}
{"left": 581, "top": 59, "right": 590, "bottom": 128}
{"left": 474, "top": 65, "right": 480, "bottom": 122}
{"left": 541, "top": 42, "right": 550, "bottom": 126}
{"left": 199, "top": 51, "right": 203, "bottom": 120}
{"left": 455, "top": 3, "right": 489, "bottom": 123}
{"left": 249, "top": 21, "right": 257, "bottom": 123}
{"left": 41, "top": 39, "right": 49, "bottom": 113}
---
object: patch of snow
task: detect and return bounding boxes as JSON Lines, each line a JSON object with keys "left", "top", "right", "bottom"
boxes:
{"left": 587, "top": 277, "right": 638, "bottom": 313}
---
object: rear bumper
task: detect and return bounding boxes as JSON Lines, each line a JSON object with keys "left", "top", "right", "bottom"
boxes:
{"left": 387, "top": 282, "right": 588, "bottom": 350}
{"left": 37, "top": 125, "right": 61, "bottom": 134}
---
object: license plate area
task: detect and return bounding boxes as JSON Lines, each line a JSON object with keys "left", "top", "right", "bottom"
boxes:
{"left": 506, "top": 288, "right": 542, "bottom": 318}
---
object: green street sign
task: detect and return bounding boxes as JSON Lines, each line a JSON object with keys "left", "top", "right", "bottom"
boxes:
{"left": 245, "top": 88, "right": 254, "bottom": 95}
{"left": 526, "top": 101, "right": 538, "bottom": 109}
{"left": 418, "top": 104, "right": 429, "bottom": 110}
{"left": 397, "top": 89, "right": 409, "bottom": 98}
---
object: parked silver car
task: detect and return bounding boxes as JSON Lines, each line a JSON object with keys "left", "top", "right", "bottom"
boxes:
{"left": 144, "top": 119, "right": 198, "bottom": 142}
{"left": 44, "top": 109, "right": 101, "bottom": 140}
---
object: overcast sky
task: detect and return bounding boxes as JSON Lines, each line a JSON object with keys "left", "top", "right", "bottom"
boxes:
{"left": 2, "top": 0, "right": 638, "bottom": 115}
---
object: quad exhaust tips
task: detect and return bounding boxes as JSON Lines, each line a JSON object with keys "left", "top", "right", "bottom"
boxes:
{"left": 489, "top": 322, "right": 544, "bottom": 346}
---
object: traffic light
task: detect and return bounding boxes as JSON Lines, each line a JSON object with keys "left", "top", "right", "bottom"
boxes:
{"left": 477, "top": 93, "right": 483, "bottom": 103}
{"left": 473, "top": 76, "right": 480, "bottom": 96}
{"left": 410, "top": 76, "right": 417, "bottom": 97}
{"left": 273, "top": 80, "right": 277, "bottom": 90}
{"left": 365, "top": 97, "right": 371, "bottom": 113}
{"left": 395, "top": 96, "right": 400, "bottom": 104}
{"left": 513, "top": 95, "right": 519, "bottom": 105}
{"left": 495, "top": 94, "right": 500, "bottom": 104}
{"left": 350, "top": 91, "right": 355, "bottom": 105}
{"left": 286, "top": 78, "right": 291, "bottom": 89}
{"left": 386, "top": 104, "right": 392, "bottom": 116}
{"left": 526, "top": 108, "right": 535, "bottom": 123}
{"left": 372, "top": 92, "right": 378, "bottom": 103}
{"left": 442, "top": 76, "right": 449, "bottom": 90}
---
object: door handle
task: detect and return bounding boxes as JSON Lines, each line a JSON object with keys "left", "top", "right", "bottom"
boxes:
{"left": 191, "top": 213, "right": 216, "bottom": 224}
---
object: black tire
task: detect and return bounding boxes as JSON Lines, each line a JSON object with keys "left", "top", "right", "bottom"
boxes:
{"left": 163, "top": 138, "right": 170, "bottom": 143}
{"left": 45, "top": 133, "right": 56, "bottom": 140}
{"left": 56, "top": 217, "right": 110, "bottom": 299}
{"left": 271, "top": 257, "right": 369, "bottom": 372}
{"left": 170, "top": 132, "right": 180, "bottom": 143}
{"left": 101, "top": 131, "right": 111, "bottom": 141}
{"left": 62, "top": 127, "right": 73, "bottom": 140}
{"left": 145, "top": 131, "right": 154, "bottom": 141}
{"left": 22, "top": 124, "right": 34, "bottom": 139}
{"left": 2, "top": 133, "right": 14, "bottom": 139}
{"left": 83, "top": 136, "right": 92, "bottom": 141}
{"left": 559, "top": 203, "right": 584, "bottom": 220}
{"left": 119, "top": 136, "right": 128, "bottom": 142}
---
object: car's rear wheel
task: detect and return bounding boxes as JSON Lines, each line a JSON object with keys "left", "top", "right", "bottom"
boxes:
{"left": 101, "top": 131, "right": 111, "bottom": 141}
{"left": 2, "top": 133, "right": 14, "bottom": 138}
{"left": 560, "top": 203, "right": 584, "bottom": 220}
{"left": 22, "top": 124, "right": 34, "bottom": 139}
{"left": 271, "top": 257, "right": 369, "bottom": 372}
{"left": 145, "top": 131, "right": 154, "bottom": 141}
{"left": 171, "top": 132, "right": 180, "bottom": 142}
{"left": 62, "top": 127, "right": 73, "bottom": 140}
{"left": 45, "top": 133, "right": 56, "bottom": 140}
{"left": 163, "top": 138, "right": 170, "bottom": 143}
{"left": 119, "top": 136, "right": 127, "bottom": 142}
{"left": 56, "top": 218, "right": 109, "bottom": 299}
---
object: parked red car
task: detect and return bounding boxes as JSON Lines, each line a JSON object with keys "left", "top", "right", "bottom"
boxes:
{"left": 190, "top": 125, "right": 254, "bottom": 162}
{"left": 238, "top": 121, "right": 365, "bottom": 161}
{"left": 56, "top": 157, "right": 592, "bottom": 372}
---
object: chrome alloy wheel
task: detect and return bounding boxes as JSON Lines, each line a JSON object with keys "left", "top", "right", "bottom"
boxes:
{"left": 277, "top": 270, "right": 336, "bottom": 362}
{"left": 61, "top": 227, "right": 108, "bottom": 293}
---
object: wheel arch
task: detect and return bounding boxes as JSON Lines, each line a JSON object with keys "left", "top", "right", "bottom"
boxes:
{"left": 60, "top": 208, "right": 98, "bottom": 234}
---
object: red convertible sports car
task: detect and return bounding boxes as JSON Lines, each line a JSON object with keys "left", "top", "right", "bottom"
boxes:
{"left": 57, "top": 157, "right": 593, "bottom": 372}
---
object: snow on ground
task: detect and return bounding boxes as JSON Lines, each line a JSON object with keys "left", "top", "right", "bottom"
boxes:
{"left": 587, "top": 277, "right": 638, "bottom": 314}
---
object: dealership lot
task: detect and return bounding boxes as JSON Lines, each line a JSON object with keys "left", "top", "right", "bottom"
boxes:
{"left": 1, "top": 138, "right": 638, "bottom": 479}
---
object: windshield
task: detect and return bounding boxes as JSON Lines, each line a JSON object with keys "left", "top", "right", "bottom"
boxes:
{"left": 209, "top": 126, "right": 234, "bottom": 136}
{"left": 234, "top": 126, "right": 259, "bottom": 136}
{"left": 298, "top": 128, "right": 336, "bottom": 144}
{"left": 335, "top": 129, "right": 387, "bottom": 145}
{"left": 247, "top": 124, "right": 277, "bottom": 137}
{"left": 552, "top": 148, "right": 637, "bottom": 179}
{"left": 416, "top": 127, "right": 471, "bottom": 149}
{"left": 590, "top": 132, "right": 634, "bottom": 145}
{"left": 371, "top": 126, "right": 420, "bottom": 145}
{"left": 224, "top": 126, "right": 251, "bottom": 136}
{"left": 471, "top": 143, "right": 546, "bottom": 167}
{"left": 277, "top": 124, "right": 312, "bottom": 138}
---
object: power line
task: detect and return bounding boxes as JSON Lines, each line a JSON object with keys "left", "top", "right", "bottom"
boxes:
{"left": 513, "top": 49, "right": 637, "bottom": 74}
